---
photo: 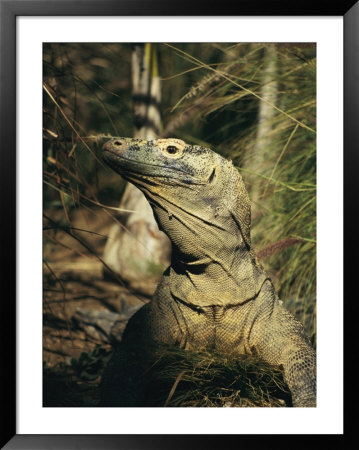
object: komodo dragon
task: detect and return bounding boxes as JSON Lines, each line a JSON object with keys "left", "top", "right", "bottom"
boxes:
{"left": 100, "top": 137, "right": 316, "bottom": 407}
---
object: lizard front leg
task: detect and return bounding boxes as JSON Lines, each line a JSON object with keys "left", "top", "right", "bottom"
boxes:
{"left": 248, "top": 282, "right": 316, "bottom": 407}
{"left": 100, "top": 301, "right": 182, "bottom": 406}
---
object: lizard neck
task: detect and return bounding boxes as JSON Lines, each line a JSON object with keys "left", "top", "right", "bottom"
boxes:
{"left": 151, "top": 202, "right": 267, "bottom": 307}
{"left": 134, "top": 171, "right": 268, "bottom": 308}
{"left": 169, "top": 237, "right": 267, "bottom": 308}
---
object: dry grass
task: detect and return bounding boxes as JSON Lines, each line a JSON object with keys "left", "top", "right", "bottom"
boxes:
{"left": 142, "top": 346, "right": 291, "bottom": 407}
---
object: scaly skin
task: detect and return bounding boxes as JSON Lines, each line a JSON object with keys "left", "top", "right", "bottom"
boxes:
{"left": 100, "top": 137, "right": 316, "bottom": 407}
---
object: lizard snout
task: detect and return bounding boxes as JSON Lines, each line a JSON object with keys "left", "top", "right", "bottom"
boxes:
{"left": 102, "top": 138, "right": 128, "bottom": 155}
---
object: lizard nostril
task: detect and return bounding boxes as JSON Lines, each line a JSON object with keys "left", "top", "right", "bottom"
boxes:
{"left": 102, "top": 138, "right": 127, "bottom": 154}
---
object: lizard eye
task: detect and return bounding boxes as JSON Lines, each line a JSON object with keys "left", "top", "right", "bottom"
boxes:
{"left": 159, "top": 142, "right": 184, "bottom": 158}
{"left": 166, "top": 146, "right": 178, "bottom": 155}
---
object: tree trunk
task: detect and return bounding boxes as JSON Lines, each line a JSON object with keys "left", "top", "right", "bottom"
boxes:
{"left": 249, "top": 44, "right": 278, "bottom": 209}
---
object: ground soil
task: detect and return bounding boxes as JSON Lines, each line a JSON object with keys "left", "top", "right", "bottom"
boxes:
{"left": 43, "top": 206, "right": 151, "bottom": 406}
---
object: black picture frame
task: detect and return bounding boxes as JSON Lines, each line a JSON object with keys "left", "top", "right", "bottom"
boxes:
{"left": 1, "top": 1, "right": 356, "bottom": 448}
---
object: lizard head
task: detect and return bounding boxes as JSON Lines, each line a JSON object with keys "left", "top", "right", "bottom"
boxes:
{"left": 102, "top": 137, "right": 251, "bottom": 254}
{"left": 103, "top": 137, "right": 219, "bottom": 186}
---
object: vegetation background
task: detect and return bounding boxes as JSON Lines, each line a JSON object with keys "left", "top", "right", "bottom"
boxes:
{"left": 43, "top": 43, "right": 316, "bottom": 406}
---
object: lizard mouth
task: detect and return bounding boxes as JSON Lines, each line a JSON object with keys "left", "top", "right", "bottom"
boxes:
{"left": 102, "top": 147, "right": 206, "bottom": 186}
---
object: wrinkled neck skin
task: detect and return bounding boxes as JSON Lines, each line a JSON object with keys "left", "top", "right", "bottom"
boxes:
{"left": 136, "top": 175, "right": 268, "bottom": 309}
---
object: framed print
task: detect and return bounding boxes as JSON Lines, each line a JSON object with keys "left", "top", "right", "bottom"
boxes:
{"left": 1, "top": 0, "right": 356, "bottom": 448}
